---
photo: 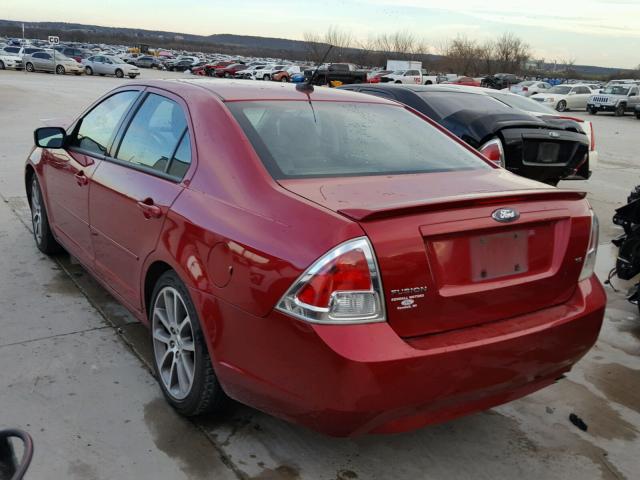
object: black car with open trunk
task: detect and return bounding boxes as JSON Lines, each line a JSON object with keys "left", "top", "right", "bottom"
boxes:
{"left": 338, "top": 84, "right": 590, "bottom": 185}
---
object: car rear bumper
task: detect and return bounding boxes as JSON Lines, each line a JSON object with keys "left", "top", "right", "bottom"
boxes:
{"left": 192, "top": 276, "right": 605, "bottom": 437}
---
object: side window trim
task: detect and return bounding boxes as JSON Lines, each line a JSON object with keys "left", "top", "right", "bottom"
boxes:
{"left": 67, "top": 89, "right": 144, "bottom": 160}
{"left": 165, "top": 128, "right": 189, "bottom": 178}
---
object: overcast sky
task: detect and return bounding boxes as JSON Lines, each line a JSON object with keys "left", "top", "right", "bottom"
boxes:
{"left": 4, "top": 0, "right": 639, "bottom": 68}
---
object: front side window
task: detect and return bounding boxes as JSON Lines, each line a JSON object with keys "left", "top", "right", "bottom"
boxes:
{"left": 116, "top": 94, "right": 188, "bottom": 175}
{"left": 73, "top": 91, "right": 139, "bottom": 156}
{"left": 228, "top": 101, "right": 489, "bottom": 179}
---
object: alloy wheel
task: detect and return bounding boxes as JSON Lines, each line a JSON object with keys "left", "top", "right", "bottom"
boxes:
{"left": 152, "top": 286, "right": 196, "bottom": 400}
{"left": 31, "top": 177, "right": 43, "bottom": 244}
{"left": 56, "top": 65, "right": 65, "bottom": 75}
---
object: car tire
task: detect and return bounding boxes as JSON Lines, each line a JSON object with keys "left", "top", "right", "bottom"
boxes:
{"left": 25, "top": 62, "right": 34, "bottom": 72}
{"left": 556, "top": 100, "right": 567, "bottom": 112}
{"left": 115, "top": 69, "right": 124, "bottom": 78}
{"left": 635, "top": 112, "right": 640, "bottom": 120}
{"left": 150, "top": 270, "right": 228, "bottom": 416}
{"left": 29, "top": 175, "right": 63, "bottom": 255}
{"left": 615, "top": 104, "right": 626, "bottom": 116}
{"left": 128, "top": 74, "right": 137, "bottom": 79}
{"left": 425, "top": 80, "right": 433, "bottom": 85}
{"left": 0, "top": 60, "right": 5, "bottom": 70}
{"left": 85, "top": 66, "right": 93, "bottom": 75}
{"left": 263, "top": 75, "right": 270, "bottom": 81}
{"left": 588, "top": 106, "right": 598, "bottom": 115}
{"left": 280, "top": 77, "right": 288, "bottom": 82}
{"left": 56, "top": 65, "right": 65, "bottom": 75}
{"left": 395, "top": 80, "right": 402, "bottom": 84}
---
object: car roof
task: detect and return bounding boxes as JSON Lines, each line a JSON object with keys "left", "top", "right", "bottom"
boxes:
{"left": 129, "top": 79, "right": 398, "bottom": 103}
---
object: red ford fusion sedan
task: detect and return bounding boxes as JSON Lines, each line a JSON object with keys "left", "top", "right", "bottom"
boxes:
{"left": 25, "top": 79, "right": 605, "bottom": 436}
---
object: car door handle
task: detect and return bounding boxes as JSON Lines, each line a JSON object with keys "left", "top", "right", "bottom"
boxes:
{"left": 136, "top": 199, "right": 162, "bottom": 219}
{"left": 74, "top": 171, "right": 88, "bottom": 186}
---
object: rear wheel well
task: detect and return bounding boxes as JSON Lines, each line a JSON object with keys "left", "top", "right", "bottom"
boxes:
{"left": 144, "top": 261, "right": 174, "bottom": 316}
{"left": 25, "top": 165, "right": 35, "bottom": 207}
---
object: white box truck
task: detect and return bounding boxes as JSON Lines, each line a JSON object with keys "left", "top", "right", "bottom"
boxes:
{"left": 386, "top": 60, "right": 422, "bottom": 71}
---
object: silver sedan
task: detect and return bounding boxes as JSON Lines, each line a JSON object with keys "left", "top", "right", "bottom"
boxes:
{"left": 82, "top": 55, "right": 140, "bottom": 79}
{"left": 23, "top": 52, "right": 83, "bottom": 75}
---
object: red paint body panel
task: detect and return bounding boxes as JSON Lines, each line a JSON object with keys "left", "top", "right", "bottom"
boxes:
{"left": 192, "top": 277, "right": 604, "bottom": 436}
{"left": 26, "top": 80, "right": 606, "bottom": 436}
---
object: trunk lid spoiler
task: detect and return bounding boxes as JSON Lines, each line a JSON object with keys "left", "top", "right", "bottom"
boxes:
{"left": 338, "top": 189, "right": 586, "bottom": 222}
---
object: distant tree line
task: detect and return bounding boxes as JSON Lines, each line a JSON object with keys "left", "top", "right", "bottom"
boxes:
{"left": 2, "top": 23, "right": 638, "bottom": 81}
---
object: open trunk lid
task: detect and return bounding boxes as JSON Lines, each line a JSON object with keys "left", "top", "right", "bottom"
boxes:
{"left": 279, "top": 170, "right": 592, "bottom": 338}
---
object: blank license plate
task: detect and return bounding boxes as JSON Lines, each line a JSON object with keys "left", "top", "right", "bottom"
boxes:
{"left": 470, "top": 230, "right": 529, "bottom": 281}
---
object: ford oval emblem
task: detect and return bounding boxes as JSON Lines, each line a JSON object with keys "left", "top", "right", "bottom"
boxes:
{"left": 492, "top": 207, "right": 520, "bottom": 223}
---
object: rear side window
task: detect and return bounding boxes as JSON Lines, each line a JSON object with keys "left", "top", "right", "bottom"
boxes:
{"left": 116, "top": 93, "right": 189, "bottom": 176}
{"left": 167, "top": 133, "right": 192, "bottom": 179}
{"left": 228, "top": 101, "right": 489, "bottom": 179}
{"left": 73, "top": 91, "right": 139, "bottom": 156}
{"left": 417, "top": 92, "right": 510, "bottom": 120}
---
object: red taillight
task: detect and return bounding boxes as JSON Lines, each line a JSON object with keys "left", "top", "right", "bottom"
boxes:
{"left": 523, "top": 86, "right": 528, "bottom": 92}
{"left": 297, "top": 248, "right": 372, "bottom": 307}
{"left": 479, "top": 138, "right": 505, "bottom": 167}
{"left": 277, "top": 238, "right": 385, "bottom": 324}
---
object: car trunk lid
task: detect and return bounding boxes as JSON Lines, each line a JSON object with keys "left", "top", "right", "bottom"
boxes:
{"left": 279, "top": 170, "right": 591, "bottom": 337}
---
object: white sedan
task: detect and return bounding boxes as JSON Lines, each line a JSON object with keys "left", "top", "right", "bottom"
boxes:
{"left": 509, "top": 80, "right": 551, "bottom": 97}
{"left": 82, "top": 55, "right": 140, "bottom": 78}
{"left": 531, "top": 84, "right": 594, "bottom": 112}
{"left": 0, "top": 53, "right": 23, "bottom": 70}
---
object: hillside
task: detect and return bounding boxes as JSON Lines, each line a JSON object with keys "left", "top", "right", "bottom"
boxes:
{"left": 0, "top": 19, "right": 632, "bottom": 77}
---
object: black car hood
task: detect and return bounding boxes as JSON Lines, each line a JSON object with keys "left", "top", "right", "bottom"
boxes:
{"left": 439, "top": 110, "right": 547, "bottom": 147}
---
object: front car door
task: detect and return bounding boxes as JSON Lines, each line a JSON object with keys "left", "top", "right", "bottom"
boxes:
{"left": 43, "top": 89, "right": 141, "bottom": 266}
{"left": 89, "top": 89, "right": 193, "bottom": 310}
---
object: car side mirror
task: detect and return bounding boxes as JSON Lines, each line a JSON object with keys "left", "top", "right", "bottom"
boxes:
{"left": 34, "top": 127, "right": 66, "bottom": 149}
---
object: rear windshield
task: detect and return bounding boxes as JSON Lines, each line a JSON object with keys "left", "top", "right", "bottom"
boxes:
{"left": 228, "top": 101, "right": 489, "bottom": 179}
{"left": 417, "top": 92, "right": 510, "bottom": 120}
{"left": 489, "top": 92, "right": 556, "bottom": 114}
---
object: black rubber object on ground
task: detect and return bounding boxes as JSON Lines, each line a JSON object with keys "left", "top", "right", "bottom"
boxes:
{"left": 569, "top": 413, "right": 588, "bottom": 432}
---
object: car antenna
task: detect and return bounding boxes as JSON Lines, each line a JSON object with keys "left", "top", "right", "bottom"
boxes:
{"left": 297, "top": 45, "right": 333, "bottom": 93}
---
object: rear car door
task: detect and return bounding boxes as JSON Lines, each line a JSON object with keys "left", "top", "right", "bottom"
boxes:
{"left": 89, "top": 89, "right": 193, "bottom": 309}
{"left": 628, "top": 86, "right": 639, "bottom": 108}
{"left": 572, "top": 87, "right": 592, "bottom": 108}
{"left": 31, "top": 52, "right": 50, "bottom": 71}
{"left": 44, "top": 90, "right": 141, "bottom": 266}
{"left": 405, "top": 70, "right": 421, "bottom": 84}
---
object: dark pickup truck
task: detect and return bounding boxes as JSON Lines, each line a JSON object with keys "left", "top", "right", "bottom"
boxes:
{"left": 304, "top": 63, "right": 368, "bottom": 86}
